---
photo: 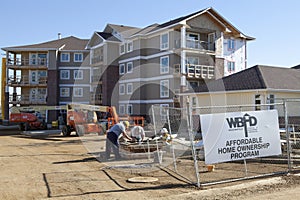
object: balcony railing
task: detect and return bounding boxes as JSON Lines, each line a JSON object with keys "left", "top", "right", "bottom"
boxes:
{"left": 174, "top": 64, "right": 214, "bottom": 79}
{"left": 9, "top": 95, "right": 46, "bottom": 105}
{"left": 7, "top": 58, "right": 48, "bottom": 68}
{"left": 175, "top": 39, "right": 215, "bottom": 51}
{"left": 8, "top": 75, "right": 47, "bottom": 86}
{"left": 92, "top": 56, "right": 103, "bottom": 64}
{"left": 90, "top": 94, "right": 102, "bottom": 105}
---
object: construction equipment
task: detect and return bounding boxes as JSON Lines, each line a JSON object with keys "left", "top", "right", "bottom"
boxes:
{"left": 62, "top": 103, "right": 145, "bottom": 137}
{"left": 9, "top": 105, "right": 66, "bottom": 131}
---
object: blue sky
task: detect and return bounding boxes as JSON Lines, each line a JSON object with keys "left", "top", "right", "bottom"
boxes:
{"left": 0, "top": 0, "right": 299, "bottom": 68}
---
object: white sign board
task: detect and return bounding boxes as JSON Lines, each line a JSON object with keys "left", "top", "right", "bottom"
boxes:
{"left": 200, "top": 110, "right": 282, "bottom": 164}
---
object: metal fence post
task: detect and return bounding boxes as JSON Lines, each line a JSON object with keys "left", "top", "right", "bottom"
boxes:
{"left": 186, "top": 97, "right": 201, "bottom": 187}
{"left": 284, "top": 100, "right": 292, "bottom": 172}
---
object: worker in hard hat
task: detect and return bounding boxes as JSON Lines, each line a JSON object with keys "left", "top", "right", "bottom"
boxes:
{"left": 159, "top": 128, "right": 172, "bottom": 145}
{"left": 105, "top": 121, "right": 132, "bottom": 160}
{"left": 131, "top": 125, "right": 145, "bottom": 144}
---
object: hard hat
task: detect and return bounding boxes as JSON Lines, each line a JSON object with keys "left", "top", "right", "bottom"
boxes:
{"left": 160, "top": 128, "right": 168, "bottom": 134}
{"left": 123, "top": 121, "right": 130, "bottom": 128}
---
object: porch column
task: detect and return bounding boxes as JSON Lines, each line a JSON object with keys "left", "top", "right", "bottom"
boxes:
{"left": 181, "top": 25, "right": 186, "bottom": 48}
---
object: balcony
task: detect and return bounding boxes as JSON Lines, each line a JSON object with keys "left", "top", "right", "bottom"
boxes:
{"left": 9, "top": 95, "right": 46, "bottom": 105}
{"left": 91, "top": 56, "right": 103, "bottom": 65}
{"left": 175, "top": 39, "right": 215, "bottom": 52}
{"left": 174, "top": 64, "right": 214, "bottom": 79}
{"left": 7, "top": 58, "right": 48, "bottom": 69}
{"left": 8, "top": 75, "right": 47, "bottom": 87}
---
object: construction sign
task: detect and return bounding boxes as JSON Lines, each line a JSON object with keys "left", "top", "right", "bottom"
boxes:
{"left": 200, "top": 110, "right": 282, "bottom": 164}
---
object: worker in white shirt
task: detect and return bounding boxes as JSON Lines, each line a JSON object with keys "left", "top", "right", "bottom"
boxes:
{"left": 131, "top": 125, "right": 145, "bottom": 144}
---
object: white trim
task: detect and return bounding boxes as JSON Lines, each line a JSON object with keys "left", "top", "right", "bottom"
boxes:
{"left": 160, "top": 55, "right": 169, "bottom": 74}
{"left": 120, "top": 43, "right": 126, "bottom": 55}
{"left": 119, "top": 104, "right": 125, "bottom": 115}
{"left": 127, "top": 104, "right": 133, "bottom": 114}
{"left": 160, "top": 32, "right": 169, "bottom": 50}
{"left": 73, "top": 88, "right": 83, "bottom": 97}
{"left": 126, "top": 83, "right": 133, "bottom": 94}
{"left": 60, "top": 88, "right": 70, "bottom": 97}
{"left": 60, "top": 70, "right": 70, "bottom": 80}
{"left": 126, "top": 62, "right": 133, "bottom": 73}
{"left": 60, "top": 53, "right": 70, "bottom": 62}
{"left": 119, "top": 74, "right": 173, "bottom": 83}
{"left": 127, "top": 41, "right": 133, "bottom": 52}
{"left": 119, "top": 63, "right": 125, "bottom": 75}
{"left": 160, "top": 79, "right": 169, "bottom": 98}
{"left": 73, "top": 69, "right": 83, "bottom": 80}
{"left": 74, "top": 53, "right": 83, "bottom": 62}
{"left": 119, "top": 84, "right": 125, "bottom": 95}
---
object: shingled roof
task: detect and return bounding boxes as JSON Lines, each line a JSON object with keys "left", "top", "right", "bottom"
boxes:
{"left": 190, "top": 65, "right": 300, "bottom": 93}
{"left": 2, "top": 36, "right": 89, "bottom": 51}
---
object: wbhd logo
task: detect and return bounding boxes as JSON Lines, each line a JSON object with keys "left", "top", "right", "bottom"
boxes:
{"left": 226, "top": 113, "right": 258, "bottom": 137}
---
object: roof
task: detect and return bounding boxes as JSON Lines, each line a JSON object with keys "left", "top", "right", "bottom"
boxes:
{"left": 96, "top": 32, "right": 120, "bottom": 42}
{"left": 2, "top": 36, "right": 89, "bottom": 52}
{"left": 190, "top": 65, "right": 300, "bottom": 93}
{"left": 131, "top": 7, "right": 254, "bottom": 40}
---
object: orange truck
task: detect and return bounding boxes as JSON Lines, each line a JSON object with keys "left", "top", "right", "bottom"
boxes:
{"left": 10, "top": 112, "right": 47, "bottom": 131}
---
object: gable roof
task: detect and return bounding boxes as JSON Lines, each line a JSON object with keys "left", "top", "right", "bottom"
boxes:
{"left": 2, "top": 36, "right": 89, "bottom": 52}
{"left": 131, "top": 7, "right": 254, "bottom": 40}
{"left": 190, "top": 65, "right": 300, "bottom": 93}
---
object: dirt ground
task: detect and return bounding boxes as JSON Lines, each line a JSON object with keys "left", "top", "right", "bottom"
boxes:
{"left": 0, "top": 130, "right": 300, "bottom": 200}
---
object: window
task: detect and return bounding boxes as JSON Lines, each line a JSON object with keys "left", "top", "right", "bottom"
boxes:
{"left": 127, "top": 41, "right": 133, "bottom": 52}
{"left": 120, "top": 44, "right": 125, "bottom": 55}
{"left": 119, "top": 64, "right": 125, "bottom": 75}
{"left": 119, "top": 105, "right": 125, "bottom": 115}
{"left": 160, "top": 80, "right": 169, "bottom": 98}
{"left": 160, "top": 104, "right": 169, "bottom": 121}
{"left": 61, "top": 53, "right": 70, "bottom": 62}
{"left": 127, "top": 104, "right": 133, "bottom": 114}
{"left": 119, "top": 84, "right": 125, "bottom": 95}
{"left": 187, "top": 33, "right": 200, "bottom": 48}
{"left": 268, "top": 94, "right": 275, "bottom": 110}
{"left": 127, "top": 62, "right": 133, "bottom": 73}
{"left": 160, "top": 56, "right": 169, "bottom": 74}
{"left": 161, "top": 33, "right": 169, "bottom": 50}
{"left": 255, "top": 94, "right": 261, "bottom": 110}
{"left": 60, "top": 88, "right": 70, "bottom": 97}
{"left": 227, "top": 61, "right": 235, "bottom": 72}
{"left": 74, "top": 53, "right": 83, "bottom": 62}
{"left": 228, "top": 39, "right": 235, "bottom": 50}
{"left": 127, "top": 83, "right": 133, "bottom": 94}
{"left": 73, "top": 88, "right": 83, "bottom": 97}
{"left": 74, "top": 70, "right": 83, "bottom": 80}
{"left": 60, "top": 70, "right": 70, "bottom": 80}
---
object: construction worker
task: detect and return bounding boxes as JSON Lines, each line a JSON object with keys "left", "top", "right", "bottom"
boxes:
{"left": 105, "top": 121, "right": 132, "bottom": 160}
{"left": 131, "top": 125, "right": 145, "bottom": 144}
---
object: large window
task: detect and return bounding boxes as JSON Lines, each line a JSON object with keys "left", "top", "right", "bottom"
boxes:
{"left": 119, "top": 104, "right": 125, "bottom": 115}
{"left": 74, "top": 70, "right": 83, "bottom": 80}
{"left": 127, "top": 62, "right": 133, "bottom": 73}
{"left": 119, "top": 64, "right": 125, "bottom": 75}
{"left": 73, "top": 88, "right": 83, "bottom": 97}
{"left": 160, "top": 56, "right": 169, "bottom": 74}
{"left": 127, "top": 41, "right": 133, "bottom": 52}
{"left": 227, "top": 61, "right": 235, "bottom": 72}
{"left": 61, "top": 53, "right": 70, "bottom": 62}
{"left": 127, "top": 83, "right": 133, "bottom": 94}
{"left": 60, "top": 88, "right": 70, "bottom": 97}
{"left": 228, "top": 39, "right": 235, "bottom": 50}
{"left": 127, "top": 104, "right": 133, "bottom": 115}
{"left": 60, "top": 70, "right": 70, "bottom": 80}
{"left": 160, "top": 104, "right": 169, "bottom": 121}
{"left": 160, "top": 80, "right": 169, "bottom": 98}
{"left": 119, "top": 84, "right": 125, "bottom": 95}
{"left": 160, "top": 33, "right": 169, "bottom": 50}
{"left": 74, "top": 53, "right": 83, "bottom": 62}
{"left": 120, "top": 44, "right": 125, "bottom": 55}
